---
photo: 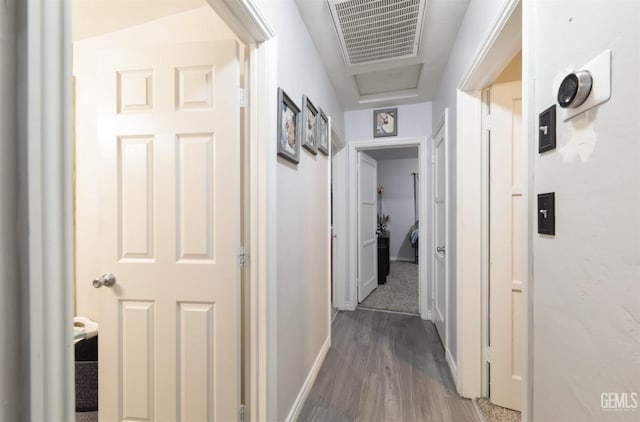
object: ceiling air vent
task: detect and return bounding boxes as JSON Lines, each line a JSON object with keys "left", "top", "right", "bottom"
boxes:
{"left": 328, "top": 0, "right": 427, "bottom": 66}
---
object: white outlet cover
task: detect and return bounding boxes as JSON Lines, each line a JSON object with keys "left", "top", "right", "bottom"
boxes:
{"left": 558, "top": 49, "right": 611, "bottom": 121}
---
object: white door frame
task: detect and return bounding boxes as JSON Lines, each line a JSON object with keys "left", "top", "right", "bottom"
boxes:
{"left": 26, "top": 1, "right": 278, "bottom": 420}
{"left": 346, "top": 137, "right": 430, "bottom": 318}
{"left": 431, "top": 110, "right": 452, "bottom": 371}
{"left": 455, "top": 1, "right": 532, "bottom": 421}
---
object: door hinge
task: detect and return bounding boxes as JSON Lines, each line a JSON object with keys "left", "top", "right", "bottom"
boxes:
{"left": 485, "top": 346, "right": 491, "bottom": 363}
{"left": 239, "top": 88, "right": 247, "bottom": 109}
{"left": 238, "top": 247, "right": 249, "bottom": 267}
{"left": 240, "top": 404, "right": 246, "bottom": 422}
{"left": 485, "top": 89, "right": 491, "bottom": 114}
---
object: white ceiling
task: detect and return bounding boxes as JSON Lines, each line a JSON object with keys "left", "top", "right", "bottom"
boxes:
{"left": 294, "top": 0, "right": 470, "bottom": 110}
{"left": 72, "top": 0, "right": 206, "bottom": 41}
{"left": 365, "top": 146, "right": 418, "bottom": 161}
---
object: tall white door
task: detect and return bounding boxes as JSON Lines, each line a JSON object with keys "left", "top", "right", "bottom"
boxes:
{"left": 357, "top": 152, "right": 378, "bottom": 302}
{"left": 489, "top": 80, "right": 523, "bottom": 411}
{"left": 432, "top": 115, "right": 447, "bottom": 344}
{"left": 96, "top": 41, "right": 241, "bottom": 421}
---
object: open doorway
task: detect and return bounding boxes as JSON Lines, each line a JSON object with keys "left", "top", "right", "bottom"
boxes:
{"left": 356, "top": 146, "right": 421, "bottom": 315}
{"left": 30, "top": 0, "right": 276, "bottom": 418}
{"left": 72, "top": 3, "right": 250, "bottom": 420}
{"left": 345, "top": 137, "right": 430, "bottom": 320}
{"left": 455, "top": 0, "right": 527, "bottom": 419}
{"left": 476, "top": 49, "right": 524, "bottom": 421}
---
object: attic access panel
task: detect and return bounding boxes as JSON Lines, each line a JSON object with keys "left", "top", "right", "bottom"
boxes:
{"left": 328, "top": 0, "right": 427, "bottom": 66}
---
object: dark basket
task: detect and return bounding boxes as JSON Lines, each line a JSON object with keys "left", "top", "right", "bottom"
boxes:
{"left": 75, "top": 335, "right": 98, "bottom": 412}
{"left": 75, "top": 361, "right": 98, "bottom": 412}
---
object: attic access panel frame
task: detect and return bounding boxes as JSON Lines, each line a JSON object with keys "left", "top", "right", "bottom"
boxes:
{"left": 328, "top": 0, "right": 427, "bottom": 66}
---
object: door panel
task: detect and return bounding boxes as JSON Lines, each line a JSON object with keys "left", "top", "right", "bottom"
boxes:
{"left": 97, "top": 41, "right": 241, "bottom": 421}
{"left": 358, "top": 152, "right": 378, "bottom": 302}
{"left": 489, "top": 80, "right": 523, "bottom": 411}
{"left": 178, "top": 302, "right": 215, "bottom": 422}
{"left": 119, "top": 136, "right": 155, "bottom": 261}
{"left": 121, "top": 301, "right": 155, "bottom": 421}
{"left": 177, "top": 134, "right": 215, "bottom": 261}
{"left": 433, "top": 122, "right": 447, "bottom": 344}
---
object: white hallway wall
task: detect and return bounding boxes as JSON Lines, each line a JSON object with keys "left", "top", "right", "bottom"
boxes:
{"left": 253, "top": 0, "right": 344, "bottom": 420}
{"left": 340, "top": 102, "right": 432, "bottom": 305}
{"left": 529, "top": 1, "right": 640, "bottom": 420}
{"left": 345, "top": 102, "right": 432, "bottom": 142}
{"left": 431, "top": 0, "right": 510, "bottom": 365}
{"left": 377, "top": 158, "right": 420, "bottom": 261}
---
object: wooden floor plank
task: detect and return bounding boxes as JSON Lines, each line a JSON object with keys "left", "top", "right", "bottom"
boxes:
{"left": 298, "top": 309, "right": 479, "bottom": 422}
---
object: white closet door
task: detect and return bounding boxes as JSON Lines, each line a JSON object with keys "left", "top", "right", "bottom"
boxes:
{"left": 489, "top": 80, "right": 523, "bottom": 411}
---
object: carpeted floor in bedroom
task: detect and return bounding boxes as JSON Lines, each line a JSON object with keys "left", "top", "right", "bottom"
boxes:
{"left": 359, "top": 261, "right": 419, "bottom": 314}
{"left": 476, "top": 398, "right": 522, "bottom": 422}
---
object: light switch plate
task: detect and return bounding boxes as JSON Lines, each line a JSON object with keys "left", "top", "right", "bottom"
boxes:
{"left": 539, "top": 105, "right": 556, "bottom": 153}
{"left": 537, "top": 193, "right": 555, "bottom": 236}
{"left": 560, "top": 49, "right": 611, "bottom": 121}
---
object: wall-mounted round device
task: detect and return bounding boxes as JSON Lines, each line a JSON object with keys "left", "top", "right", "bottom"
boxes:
{"left": 557, "top": 70, "right": 593, "bottom": 108}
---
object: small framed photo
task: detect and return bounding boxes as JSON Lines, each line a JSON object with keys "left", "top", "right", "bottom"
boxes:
{"left": 373, "top": 107, "right": 398, "bottom": 138}
{"left": 277, "top": 88, "right": 301, "bottom": 164}
{"left": 316, "top": 108, "right": 329, "bottom": 156}
{"left": 301, "top": 95, "right": 318, "bottom": 155}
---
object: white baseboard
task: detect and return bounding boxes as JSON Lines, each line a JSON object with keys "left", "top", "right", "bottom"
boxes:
{"left": 284, "top": 335, "right": 331, "bottom": 422}
{"left": 446, "top": 347, "right": 459, "bottom": 393}
{"left": 390, "top": 256, "right": 415, "bottom": 262}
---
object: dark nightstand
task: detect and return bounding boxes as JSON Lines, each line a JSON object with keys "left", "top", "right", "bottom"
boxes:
{"left": 377, "top": 231, "right": 390, "bottom": 284}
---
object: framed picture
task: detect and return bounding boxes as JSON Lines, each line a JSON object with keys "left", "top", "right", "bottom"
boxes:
{"left": 373, "top": 107, "right": 398, "bottom": 137}
{"left": 277, "top": 88, "right": 301, "bottom": 164}
{"left": 316, "top": 108, "right": 329, "bottom": 156}
{"left": 301, "top": 95, "right": 318, "bottom": 155}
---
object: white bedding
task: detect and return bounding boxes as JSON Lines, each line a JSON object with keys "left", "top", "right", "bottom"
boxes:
{"left": 410, "top": 227, "right": 419, "bottom": 245}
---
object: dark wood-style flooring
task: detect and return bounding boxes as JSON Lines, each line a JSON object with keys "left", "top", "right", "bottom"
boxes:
{"left": 298, "top": 309, "right": 479, "bottom": 422}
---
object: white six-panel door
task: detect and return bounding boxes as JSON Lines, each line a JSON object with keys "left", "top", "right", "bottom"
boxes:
{"left": 489, "top": 80, "right": 523, "bottom": 411}
{"left": 357, "top": 152, "right": 378, "bottom": 303}
{"left": 96, "top": 41, "right": 241, "bottom": 421}
{"left": 432, "top": 120, "right": 447, "bottom": 344}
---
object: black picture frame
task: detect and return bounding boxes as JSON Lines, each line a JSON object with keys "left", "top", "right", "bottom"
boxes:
{"left": 277, "top": 88, "right": 301, "bottom": 164}
{"left": 373, "top": 107, "right": 398, "bottom": 138}
{"left": 301, "top": 95, "right": 318, "bottom": 155}
{"left": 316, "top": 108, "right": 329, "bottom": 156}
